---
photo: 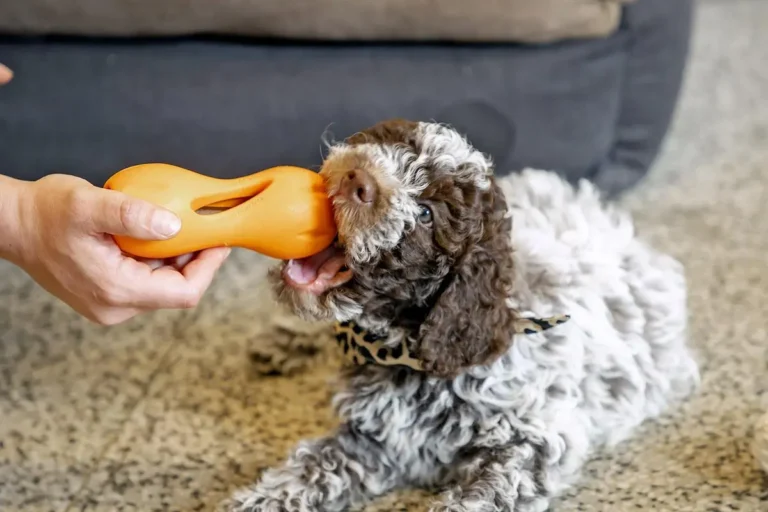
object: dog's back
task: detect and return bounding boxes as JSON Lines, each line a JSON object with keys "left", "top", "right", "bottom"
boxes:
{"left": 484, "top": 169, "right": 700, "bottom": 489}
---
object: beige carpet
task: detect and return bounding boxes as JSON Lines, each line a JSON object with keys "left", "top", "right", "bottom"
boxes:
{"left": 2, "top": 1, "right": 768, "bottom": 510}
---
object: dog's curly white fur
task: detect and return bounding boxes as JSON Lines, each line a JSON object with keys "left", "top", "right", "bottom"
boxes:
{"left": 224, "top": 121, "right": 699, "bottom": 512}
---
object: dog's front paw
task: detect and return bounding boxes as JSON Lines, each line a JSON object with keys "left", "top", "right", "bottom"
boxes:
{"left": 430, "top": 485, "right": 547, "bottom": 512}
{"left": 429, "top": 495, "right": 503, "bottom": 512}
{"left": 220, "top": 489, "right": 288, "bottom": 512}
{"left": 222, "top": 476, "right": 330, "bottom": 512}
{"left": 429, "top": 505, "right": 465, "bottom": 512}
{"left": 428, "top": 490, "right": 472, "bottom": 512}
{"left": 429, "top": 503, "right": 464, "bottom": 512}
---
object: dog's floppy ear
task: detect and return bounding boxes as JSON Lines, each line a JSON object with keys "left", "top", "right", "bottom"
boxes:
{"left": 417, "top": 188, "right": 518, "bottom": 377}
{"left": 417, "top": 246, "right": 517, "bottom": 377}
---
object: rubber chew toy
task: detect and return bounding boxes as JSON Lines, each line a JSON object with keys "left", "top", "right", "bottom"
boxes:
{"left": 103, "top": 163, "right": 337, "bottom": 260}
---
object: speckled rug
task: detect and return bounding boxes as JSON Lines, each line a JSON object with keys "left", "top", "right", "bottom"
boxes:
{"left": 2, "top": 1, "right": 768, "bottom": 511}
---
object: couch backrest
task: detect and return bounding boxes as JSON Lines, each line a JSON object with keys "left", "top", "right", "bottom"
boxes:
{"left": 0, "top": 0, "right": 634, "bottom": 43}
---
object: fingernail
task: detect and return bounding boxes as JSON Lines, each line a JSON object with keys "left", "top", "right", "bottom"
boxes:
{"left": 151, "top": 210, "right": 181, "bottom": 238}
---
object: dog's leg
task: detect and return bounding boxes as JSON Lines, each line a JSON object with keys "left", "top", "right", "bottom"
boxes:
{"left": 224, "top": 425, "right": 402, "bottom": 512}
{"left": 431, "top": 443, "right": 550, "bottom": 512}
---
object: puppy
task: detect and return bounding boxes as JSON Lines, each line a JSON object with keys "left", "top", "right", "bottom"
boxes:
{"left": 226, "top": 120, "right": 699, "bottom": 511}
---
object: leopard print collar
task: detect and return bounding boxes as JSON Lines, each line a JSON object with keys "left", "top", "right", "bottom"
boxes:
{"left": 333, "top": 314, "right": 570, "bottom": 371}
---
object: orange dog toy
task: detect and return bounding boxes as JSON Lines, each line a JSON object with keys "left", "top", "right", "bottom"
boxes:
{"left": 104, "top": 163, "right": 337, "bottom": 260}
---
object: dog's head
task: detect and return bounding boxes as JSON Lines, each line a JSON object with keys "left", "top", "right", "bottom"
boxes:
{"left": 270, "top": 119, "right": 519, "bottom": 376}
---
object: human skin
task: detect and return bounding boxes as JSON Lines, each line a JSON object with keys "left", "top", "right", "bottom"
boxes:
{"left": 0, "top": 65, "right": 229, "bottom": 324}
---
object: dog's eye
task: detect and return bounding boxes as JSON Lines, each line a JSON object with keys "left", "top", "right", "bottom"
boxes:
{"left": 417, "top": 205, "right": 433, "bottom": 224}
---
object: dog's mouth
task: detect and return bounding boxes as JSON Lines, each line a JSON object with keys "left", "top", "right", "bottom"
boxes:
{"left": 282, "top": 239, "right": 353, "bottom": 296}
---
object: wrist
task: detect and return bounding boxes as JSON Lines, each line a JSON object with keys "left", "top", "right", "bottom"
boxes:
{"left": 0, "top": 175, "right": 33, "bottom": 265}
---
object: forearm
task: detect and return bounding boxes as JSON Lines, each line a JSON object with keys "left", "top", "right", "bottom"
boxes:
{"left": 0, "top": 174, "right": 30, "bottom": 264}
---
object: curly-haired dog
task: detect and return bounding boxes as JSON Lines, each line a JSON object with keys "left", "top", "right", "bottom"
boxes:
{"left": 225, "top": 120, "right": 699, "bottom": 511}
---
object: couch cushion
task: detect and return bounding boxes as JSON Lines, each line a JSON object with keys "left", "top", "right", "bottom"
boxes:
{"left": 0, "top": 0, "right": 633, "bottom": 43}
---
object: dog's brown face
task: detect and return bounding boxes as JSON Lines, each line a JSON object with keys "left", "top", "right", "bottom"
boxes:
{"left": 270, "top": 119, "right": 519, "bottom": 376}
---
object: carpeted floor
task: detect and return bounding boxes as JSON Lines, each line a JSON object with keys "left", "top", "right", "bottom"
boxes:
{"left": 2, "top": 1, "right": 768, "bottom": 510}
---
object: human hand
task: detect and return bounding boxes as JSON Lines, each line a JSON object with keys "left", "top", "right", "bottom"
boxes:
{"left": 7, "top": 174, "right": 230, "bottom": 325}
{"left": 0, "top": 63, "right": 12, "bottom": 85}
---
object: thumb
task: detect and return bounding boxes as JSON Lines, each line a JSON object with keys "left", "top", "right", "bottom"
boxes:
{"left": 88, "top": 188, "right": 181, "bottom": 240}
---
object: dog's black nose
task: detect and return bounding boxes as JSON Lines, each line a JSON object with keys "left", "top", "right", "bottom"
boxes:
{"left": 340, "top": 169, "right": 377, "bottom": 204}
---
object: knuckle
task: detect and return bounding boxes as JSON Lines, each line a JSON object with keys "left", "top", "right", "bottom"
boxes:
{"left": 181, "top": 290, "right": 202, "bottom": 309}
{"left": 66, "top": 187, "right": 92, "bottom": 220}
{"left": 119, "top": 198, "right": 143, "bottom": 228}
{"left": 89, "top": 309, "right": 120, "bottom": 326}
{"left": 93, "top": 279, "right": 122, "bottom": 306}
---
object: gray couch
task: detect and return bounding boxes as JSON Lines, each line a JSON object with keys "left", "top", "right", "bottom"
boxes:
{"left": 0, "top": 0, "right": 692, "bottom": 197}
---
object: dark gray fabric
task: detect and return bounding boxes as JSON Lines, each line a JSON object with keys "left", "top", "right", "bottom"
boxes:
{"left": 589, "top": 0, "right": 694, "bottom": 196}
{"left": 0, "top": 0, "right": 691, "bottom": 196}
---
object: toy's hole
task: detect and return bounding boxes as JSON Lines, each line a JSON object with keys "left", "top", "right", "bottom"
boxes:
{"left": 194, "top": 180, "right": 272, "bottom": 215}
{"left": 195, "top": 197, "right": 249, "bottom": 215}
